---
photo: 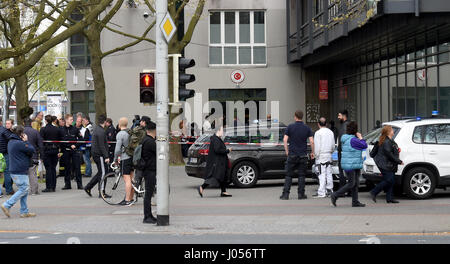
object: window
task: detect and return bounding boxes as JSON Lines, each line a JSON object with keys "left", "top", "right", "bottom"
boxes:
{"left": 424, "top": 125, "right": 437, "bottom": 144}
{"left": 69, "top": 13, "right": 90, "bottom": 67}
{"left": 70, "top": 91, "right": 95, "bottom": 115}
{"left": 413, "top": 126, "right": 424, "bottom": 143}
{"left": 436, "top": 124, "right": 450, "bottom": 144}
{"left": 209, "top": 11, "right": 266, "bottom": 66}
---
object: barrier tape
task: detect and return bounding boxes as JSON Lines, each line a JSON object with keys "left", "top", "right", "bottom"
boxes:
{"left": 43, "top": 140, "right": 284, "bottom": 146}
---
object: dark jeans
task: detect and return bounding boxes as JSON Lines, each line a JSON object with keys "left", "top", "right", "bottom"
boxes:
{"left": 85, "top": 155, "right": 107, "bottom": 193}
{"left": 44, "top": 154, "right": 58, "bottom": 190}
{"left": 64, "top": 150, "right": 82, "bottom": 187}
{"left": 282, "top": 155, "right": 308, "bottom": 197}
{"left": 143, "top": 170, "right": 156, "bottom": 220}
{"left": 370, "top": 170, "right": 395, "bottom": 201}
{"left": 333, "top": 169, "right": 361, "bottom": 204}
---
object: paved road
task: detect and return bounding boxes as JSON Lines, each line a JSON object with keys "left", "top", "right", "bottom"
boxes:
{"left": 0, "top": 232, "right": 449, "bottom": 244}
{"left": 0, "top": 166, "right": 450, "bottom": 243}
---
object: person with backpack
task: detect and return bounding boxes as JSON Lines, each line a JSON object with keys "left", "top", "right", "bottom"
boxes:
{"left": 369, "top": 125, "right": 403, "bottom": 204}
{"left": 125, "top": 116, "right": 151, "bottom": 192}
{"left": 114, "top": 117, "right": 135, "bottom": 206}
{"left": 84, "top": 115, "right": 111, "bottom": 198}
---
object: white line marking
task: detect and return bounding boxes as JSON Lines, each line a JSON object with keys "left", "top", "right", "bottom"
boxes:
{"left": 26, "top": 236, "right": 40, "bottom": 240}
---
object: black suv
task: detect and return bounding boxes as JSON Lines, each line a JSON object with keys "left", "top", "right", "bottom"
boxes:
{"left": 185, "top": 124, "right": 314, "bottom": 188}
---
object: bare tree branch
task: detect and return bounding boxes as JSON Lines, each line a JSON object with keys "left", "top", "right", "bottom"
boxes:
{"left": 101, "top": 20, "right": 156, "bottom": 58}
{"left": 103, "top": 23, "right": 156, "bottom": 44}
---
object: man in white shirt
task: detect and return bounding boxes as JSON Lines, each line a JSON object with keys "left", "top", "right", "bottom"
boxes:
{"left": 313, "top": 117, "right": 335, "bottom": 198}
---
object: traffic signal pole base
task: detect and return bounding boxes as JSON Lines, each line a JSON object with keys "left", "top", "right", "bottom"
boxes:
{"left": 157, "top": 215, "right": 170, "bottom": 226}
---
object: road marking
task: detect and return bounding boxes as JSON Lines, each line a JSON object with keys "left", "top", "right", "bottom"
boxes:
{"left": 0, "top": 242, "right": 9, "bottom": 244}
{"left": 112, "top": 211, "right": 130, "bottom": 215}
{"left": 26, "top": 236, "right": 40, "bottom": 240}
{"left": 359, "top": 235, "right": 381, "bottom": 244}
{"left": 53, "top": 232, "right": 63, "bottom": 235}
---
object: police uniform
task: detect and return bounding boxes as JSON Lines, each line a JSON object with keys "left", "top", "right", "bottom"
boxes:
{"left": 61, "top": 125, "right": 83, "bottom": 189}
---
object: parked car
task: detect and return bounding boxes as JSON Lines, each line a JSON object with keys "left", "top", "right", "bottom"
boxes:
{"left": 185, "top": 124, "right": 315, "bottom": 188}
{"left": 363, "top": 118, "right": 450, "bottom": 199}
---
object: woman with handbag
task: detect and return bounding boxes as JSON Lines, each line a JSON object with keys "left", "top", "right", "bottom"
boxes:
{"left": 370, "top": 125, "right": 403, "bottom": 204}
{"left": 197, "top": 126, "right": 232, "bottom": 198}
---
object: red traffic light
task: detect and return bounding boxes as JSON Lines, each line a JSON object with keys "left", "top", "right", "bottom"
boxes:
{"left": 140, "top": 73, "right": 154, "bottom": 87}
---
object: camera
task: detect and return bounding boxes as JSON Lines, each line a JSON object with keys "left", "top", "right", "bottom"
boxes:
{"left": 143, "top": 12, "right": 149, "bottom": 19}
{"left": 54, "top": 60, "right": 59, "bottom": 67}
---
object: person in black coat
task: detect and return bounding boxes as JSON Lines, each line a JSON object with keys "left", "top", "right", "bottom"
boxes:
{"left": 197, "top": 126, "right": 232, "bottom": 197}
{"left": 370, "top": 125, "right": 403, "bottom": 204}
{"left": 141, "top": 121, "right": 157, "bottom": 224}
{"left": 40, "top": 115, "right": 63, "bottom": 192}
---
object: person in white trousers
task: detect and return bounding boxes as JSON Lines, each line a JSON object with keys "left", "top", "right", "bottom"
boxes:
{"left": 313, "top": 117, "right": 335, "bottom": 198}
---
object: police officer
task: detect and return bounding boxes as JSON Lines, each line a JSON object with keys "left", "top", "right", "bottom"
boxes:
{"left": 61, "top": 114, "right": 83, "bottom": 190}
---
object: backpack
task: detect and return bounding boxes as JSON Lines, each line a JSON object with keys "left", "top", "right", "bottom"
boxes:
{"left": 125, "top": 126, "right": 145, "bottom": 157}
{"left": 0, "top": 153, "right": 5, "bottom": 173}
{"left": 132, "top": 143, "right": 145, "bottom": 170}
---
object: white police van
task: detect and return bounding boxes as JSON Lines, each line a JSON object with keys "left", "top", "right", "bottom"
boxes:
{"left": 363, "top": 117, "right": 450, "bottom": 199}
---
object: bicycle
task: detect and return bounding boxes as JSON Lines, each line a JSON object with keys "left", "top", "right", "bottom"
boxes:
{"left": 100, "top": 162, "right": 145, "bottom": 205}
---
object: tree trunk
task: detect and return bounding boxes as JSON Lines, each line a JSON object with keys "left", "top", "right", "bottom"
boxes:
{"left": 14, "top": 56, "right": 28, "bottom": 125}
{"left": 86, "top": 30, "right": 107, "bottom": 123}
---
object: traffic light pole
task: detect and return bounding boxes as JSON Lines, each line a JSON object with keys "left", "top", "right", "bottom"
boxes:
{"left": 155, "top": 0, "right": 170, "bottom": 226}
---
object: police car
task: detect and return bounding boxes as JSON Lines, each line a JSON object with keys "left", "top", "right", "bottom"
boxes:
{"left": 363, "top": 117, "right": 450, "bottom": 199}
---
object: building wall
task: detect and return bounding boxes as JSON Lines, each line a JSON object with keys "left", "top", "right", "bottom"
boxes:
{"left": 66, "top": 0, "right": 304, "bottom": 130}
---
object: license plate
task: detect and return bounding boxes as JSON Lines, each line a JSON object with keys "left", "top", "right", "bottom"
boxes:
{"left": 366, "top": 165, "right": 374, "bottom": 173}
{"left": 190, "top": 158, "right": 198, "bottom": 164}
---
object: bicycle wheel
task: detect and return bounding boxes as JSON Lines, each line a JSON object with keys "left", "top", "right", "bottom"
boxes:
{"left": 101, "top": 172, "right": 126, "bottom": 205}
{"left": 134, "top": 177, "right": 145, "bottom": 203}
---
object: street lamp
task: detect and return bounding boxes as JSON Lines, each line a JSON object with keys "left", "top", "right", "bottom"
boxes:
{"left": 54, "top": 57, "right": 78, "bottom": 85}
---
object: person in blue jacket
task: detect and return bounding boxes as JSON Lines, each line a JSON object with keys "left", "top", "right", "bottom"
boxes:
{"left": 331, "top": 121, "right": 367, "bottom": 207}
{"left": 1, "top": 126, "right": 36, "bottom": 218}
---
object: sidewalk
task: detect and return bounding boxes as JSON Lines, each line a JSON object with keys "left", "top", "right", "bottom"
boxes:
{"left": 0, "top": 166, "right": 450, "bottom": 236}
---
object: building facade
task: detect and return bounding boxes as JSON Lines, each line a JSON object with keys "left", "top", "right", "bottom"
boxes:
{"left": 65, "top": 0, "right": 304, "bottom": 130}
{"left": 288, "top": 0, "right": 450, "bottom": 134}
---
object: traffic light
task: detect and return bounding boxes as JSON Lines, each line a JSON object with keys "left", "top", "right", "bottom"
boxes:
{"left": 140, "top": 71, "right": 155, "bottom": 104}
{"left": 178, "top": 57, "right": 195, "bottom": 102}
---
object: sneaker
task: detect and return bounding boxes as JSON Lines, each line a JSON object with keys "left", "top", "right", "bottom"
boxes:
{"left": 312, "top": 194, "right": 326, "bottom": 198}
{"left": 20, "top": 213, "right": 36, "bottom": 218}
{"left": 118, "top": 200, "right": 127, "bottom": 205}
{"left": 125, "top": 200, "right": 136, "bottom": 207}
{"left": 1, "top": 205, "right": 10, "bottom": 218}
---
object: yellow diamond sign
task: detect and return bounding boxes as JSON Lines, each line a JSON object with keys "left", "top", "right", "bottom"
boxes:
{"left": 160, "top": 13, "right": 177, "bottom": 43}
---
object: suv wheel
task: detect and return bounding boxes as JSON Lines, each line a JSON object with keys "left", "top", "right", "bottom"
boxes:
{"left": 232, "top": 161, "right": 258, "bottom": 188}
{"left": 403, "top": 167, "right": 436, "bottom": 199}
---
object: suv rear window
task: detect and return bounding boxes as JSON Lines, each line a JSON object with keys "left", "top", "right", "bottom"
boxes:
{"left": 415, "top": 124, "right": 450, "bottom": 144}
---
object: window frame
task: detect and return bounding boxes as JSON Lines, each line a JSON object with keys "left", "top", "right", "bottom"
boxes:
{"left": 208, "top": 10, "right": 267, "bottom": 67}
